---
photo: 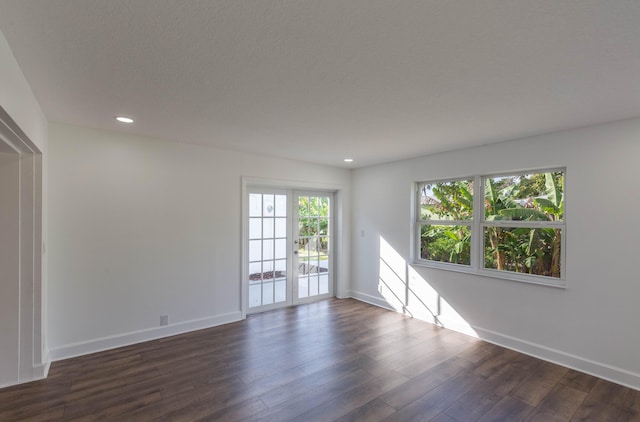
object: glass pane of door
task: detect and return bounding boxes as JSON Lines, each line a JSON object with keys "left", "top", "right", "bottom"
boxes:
{"left": 248, "top": 192, "right": 289, "bottom": 310}
{"left": 295, "top": 193, "right": 332, "bottom": 302}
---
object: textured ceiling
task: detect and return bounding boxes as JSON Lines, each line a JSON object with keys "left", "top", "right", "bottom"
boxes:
{"left": 1, "top": 1, "right": 639, "bottom": 167}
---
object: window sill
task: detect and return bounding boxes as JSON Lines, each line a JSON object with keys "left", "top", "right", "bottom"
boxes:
{"left": 411, "top": 260, "right": 566, "bottom": 289}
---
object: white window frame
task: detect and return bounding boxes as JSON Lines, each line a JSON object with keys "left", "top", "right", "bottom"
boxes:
{"left": 413, "top": 168, "right": 566, "bottom": 288}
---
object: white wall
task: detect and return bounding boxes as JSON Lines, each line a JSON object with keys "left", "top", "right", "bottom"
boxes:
{"left": 0, "top": 29, "right": 48, "bottom": 387}
{"left": 48, "top": 122, "right": 351, "bottom": 358}
{"left": 351, "top": 118, "right": 640, "bottom": 389}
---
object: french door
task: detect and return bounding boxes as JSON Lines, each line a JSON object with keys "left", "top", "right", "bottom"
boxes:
{"left": 246, "top": 188, "right": 333, "bottom": 313}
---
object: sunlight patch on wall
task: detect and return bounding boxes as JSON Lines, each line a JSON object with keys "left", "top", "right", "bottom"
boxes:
{"left": 378, "top": 237, "right": 407, "bottom": 313}
{"left": 379, "top": 236, "right": 477, "bottom": 337}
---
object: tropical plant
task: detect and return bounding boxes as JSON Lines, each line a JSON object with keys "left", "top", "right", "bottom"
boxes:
{"left": 484, "top": 172, "right": 563, "bottom": 277}
{"left": 298, "top": 196, "right": 329, "bottom": 255}
{"left": 420, "top": 180, "right": 473, "bottom": 264}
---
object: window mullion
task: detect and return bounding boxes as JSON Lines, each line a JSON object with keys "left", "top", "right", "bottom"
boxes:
{"left": 421, "top": 219, "right": 468, "bottom": 226}
{"left": 471, "top": 175, "right": 483, "bottom": 271}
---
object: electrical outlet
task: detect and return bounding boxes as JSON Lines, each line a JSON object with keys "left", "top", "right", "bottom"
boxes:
{"left": 160, "top": 315, "right": 169, "bottom": 326}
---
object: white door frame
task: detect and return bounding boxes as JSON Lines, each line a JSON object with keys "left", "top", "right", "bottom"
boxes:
{"left": 0, "top": 107, "right": 46, "bottom": 387}
{"left": 241, "top": 177, "right": 346, "bottom": 319}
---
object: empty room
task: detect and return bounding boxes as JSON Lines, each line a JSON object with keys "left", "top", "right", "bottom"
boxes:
{"left": 1, "top": 1, "right": 639, "bottom": 421}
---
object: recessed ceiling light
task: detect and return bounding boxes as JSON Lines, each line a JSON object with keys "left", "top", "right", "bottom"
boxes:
{"left": 115, "top": 116, "right": 134, "bottom": 123}
{"left": 344, "top": 158, "right": 354, "bottom": 163}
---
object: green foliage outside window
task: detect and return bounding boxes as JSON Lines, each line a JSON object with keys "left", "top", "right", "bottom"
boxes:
{"left": 483, "top": 172, "right": 563, "bottom": 278}
{"left": 421, "top": 224, "right": 471, "bottom": 265}
{"left": 298, "top": 196, "right": 330, "bottom": 255}
{"left": 419, "top": 180, "right": 473, "bottom": 264}
{"left": 419, "top": 172, "right": 564, "bottom": 279}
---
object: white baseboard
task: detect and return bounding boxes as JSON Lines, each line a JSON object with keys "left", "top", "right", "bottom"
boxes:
{"left": 0, "top": 360, "right": 51, "bottom": 390}
{"left": 348, "top": 290, "right": 399, "bottom": 312}
{"left": 349, "top": 290, "right": 640, "bottom": 391}
{"left": 473, "top": 326, "right": 640, "bottom": 391}
{"left": 32, "top": 359, "right": 51, "bottom": 380}
{"left": 49, "top": 311, "right": 243, "bottom": 361}
{"left": 0, "top": 380, "right": 22, "bottom": 390}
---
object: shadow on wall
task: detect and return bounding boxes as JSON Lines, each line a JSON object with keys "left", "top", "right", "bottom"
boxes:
{"left": 378, "top": 236, "right": 478, "bottom": 337}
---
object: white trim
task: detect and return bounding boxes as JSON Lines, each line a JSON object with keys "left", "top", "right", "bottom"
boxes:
{"left": 48, "top": 312, "right": 242, "bottom": 361}
{"left": 348, "top": 290, "right": 398, "bottom": 312}
{"left": 350, "top": 293, "right": 640, "bottom": 391}
{"left": 42, "top": 359, "right": 51, "bottom": 378}
{"left": 333, "top": 189, "right": 349, "bottom": 299}
{"left": 0, "top": 107, "right": 46, "bottom": 387}
{"left": 242, "top": 176, "right": 343, "bottom": 192}
{"left": 480, "top": 220, "right": 564, "bottom": 229}
{"left": 0, "top": 360, "right": 50, "bottom": 390}
{"left": 294, "top": 292, "right": 334, "bottom": 306}
{"left": 410, "top": 262, "right": 566, "bottom": 289}
{"left": 240, "top": 180, "right": 249, "bottom": 319}
{"left": 482, "top": 166, "right": 567, "bottom": 183}
{"left": 30, "top": 359, "right": 50, "bottom": 380}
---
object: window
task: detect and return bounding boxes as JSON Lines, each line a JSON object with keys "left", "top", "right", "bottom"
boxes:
{"left": 415, "top": 169, "right": 566, "bottom": 286}
{"left": 417, "top": 179, "right": 473, "bottom": 265}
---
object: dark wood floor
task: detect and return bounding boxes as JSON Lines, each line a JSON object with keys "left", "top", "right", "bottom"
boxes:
{"left": 1, "top": 299, "right": 639, "bottom": 421}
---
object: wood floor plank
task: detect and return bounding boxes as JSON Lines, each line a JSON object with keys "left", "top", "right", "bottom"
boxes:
{"left": 334, "top": 397, "right": 397, "bottom": 422}
{"left": 524, "top": 383, "right": 587, "bottom": 422}
{"left": 559, "top": 369, "right": 599, "bottom": 393}
{"left": 293, "top": 370, "right": 408, "bottom": 422}
{"left": 393, "top": 339, "right": 475, "bottom": 380}
{"left": 509, "top": 361, "right": 570, "bottom": 407}
{"left": 371, "top": 338, "right": 445, "bottom": 370}
{"left": 470, "top": 346, "right": 520, "bottom": 379}
{"left": 248, "top": 368, "right": 377, "bottom": 422}
{"left": 584, "top": 378, "right": 636, "bottom": 409}
{"left": 379, "top": 357, "right": 473, "bottom": 410}
{"left": 0, "top": 404, "right": 66, "bottom": 422}
{"left": 257, "top": 353, "right": 379, "bottom": 409}
{"left": 68, "top": 390, "right": 163, "bottom": 421}
{"left": 628, "top": 388, "right": 640, "bottom": 412}
{"left": 429, "top": 413, "right": 460, "bottom": 422}
{"left": 443, "top": 353, "right": 547, "bottom": 422}
{"left": 0, "top": 298, "right": 636, "bottom": 422}
{"left": 477, "top": 396, "right": 535, "bottom": 422}
{"left": 155, "top": 376, "right": 256, "bottom": 422}
{"left": 123, "top": 379, "right": 247, "bottom": 422}
{"left": 570, "top": 401, "right": 628, "bottom": 422}
{"left": 444, "top": 379, "right": 506, "bottom": 421}
{"left": 382, "top": 370, "right": 484, "bottom": 422}
{"left": 193, "top": 396, "right": 269, "bottom": 422}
